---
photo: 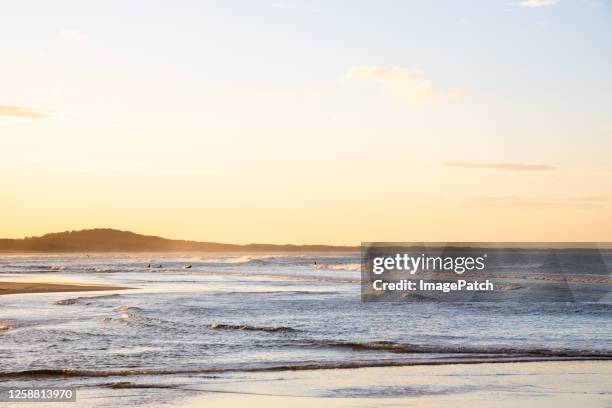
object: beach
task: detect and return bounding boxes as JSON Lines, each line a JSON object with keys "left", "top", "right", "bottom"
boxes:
{"left": 9, "top": 361, "right": 608, "bottom": 408}
{"left": 165, "top": 361, "right": 612, "bottom": 408}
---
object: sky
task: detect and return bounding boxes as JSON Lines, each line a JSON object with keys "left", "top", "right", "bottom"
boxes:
{"left": 1, "top": 0, "right": 611, "bottom": 245}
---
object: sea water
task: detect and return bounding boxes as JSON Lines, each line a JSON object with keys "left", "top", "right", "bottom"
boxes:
{"left": 0, "top": 253, "right": 610, "bottom": 406}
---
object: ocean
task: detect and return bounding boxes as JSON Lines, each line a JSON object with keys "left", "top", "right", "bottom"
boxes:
{"left": 0, "top": 253, "right": 611, "bottom": 407}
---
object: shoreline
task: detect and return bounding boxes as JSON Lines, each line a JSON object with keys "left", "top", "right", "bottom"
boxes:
{"left": 158, "top": 360, "right": 612, "bottom": 408}
{"left": 0, "top": 281, "right": 132, "bottom": 295}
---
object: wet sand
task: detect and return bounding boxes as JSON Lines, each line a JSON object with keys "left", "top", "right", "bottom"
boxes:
{"left": 167, "top": 361, "right": 612, "bottom": 408}
{"left": 0, "top": 281, "right": 131, "bottom": 295}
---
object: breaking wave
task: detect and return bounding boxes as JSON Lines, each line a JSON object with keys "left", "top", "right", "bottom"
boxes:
{"left": 2, "top": 354, "right": 612, "bottom": 379}
{"left": 313, "top": 263, "right": 361, "bottom": 271}
{"left": 114, "top": 306, "right": 143, "bottom": 312}
{"left": 102, "top": 382, "right": 180, "bottom": 389}
{"left": 51, "top": 294, "right": 122, "bottom": 306}
{"left": 314, "top": 340, "right": 612, "bottom": 358}
{"left": 208, "top": 322, "right": 296, "bottom": 333}
{"left": 199, "top": 255, "right": 306, "bottom": 265}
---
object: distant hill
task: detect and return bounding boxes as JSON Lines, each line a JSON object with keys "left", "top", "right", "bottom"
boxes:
{"left": 0, "top": 228, "right": 358, "bottom": 253}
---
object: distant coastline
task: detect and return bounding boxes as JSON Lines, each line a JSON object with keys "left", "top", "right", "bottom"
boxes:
{"left": 0, "top": 228, "right": 359, "bottom": 253}
{"left": 0, "top": 229, "right": 610, "bottom": 253}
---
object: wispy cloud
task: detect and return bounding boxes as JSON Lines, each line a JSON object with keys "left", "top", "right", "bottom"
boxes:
{"left": 444, "top": 160, "right": 556, "bottom": 171}
{"left": 0, "top": 105, "right": 49, "bottom": 119}
{"left": 344, "top": 66, "right": 465, "bottom": 106}
{"left": 518, "top": 0, "right": 558, "bottom": 8}
{"left": 57, "top": 29, "right": 88, "bottom": 41}
{"left": 463, "top": 195, "right": 609, "bottom": 210}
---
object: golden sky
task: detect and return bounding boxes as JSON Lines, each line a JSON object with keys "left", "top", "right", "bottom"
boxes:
{"left": 1, "top": 1, "right": 611, "bottom": 244}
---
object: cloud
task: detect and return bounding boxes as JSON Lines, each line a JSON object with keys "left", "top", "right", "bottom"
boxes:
{"left": 344, "top": 66, "right": 462, "bottom": 106}
{"left": 518, "top": 0, "right": 558, "bottom": 7}
{"left": 444, "top": 160, "right": 556, "bottom": 171}
{"left": 57, "top": 29, "right": 88, "bottom": 41}
{"left": 463, "top": 195, "right": 609, "bottom": 210}
{"left": 0, "top": 105, "right": 49, "bottom": 119}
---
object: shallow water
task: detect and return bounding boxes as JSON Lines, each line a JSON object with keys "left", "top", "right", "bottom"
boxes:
{"left": 0, "top": 253, "right": 611, "bottom": 406}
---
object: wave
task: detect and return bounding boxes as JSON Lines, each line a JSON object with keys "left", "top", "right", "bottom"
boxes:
{"left": 181, "top": 270, "right": 359, "bottom": 283}
{"left": 314, "top": 341, "right": 612, "bottom": 358}
{"left": 217, "top": 290, "right": 341, "bottom": 296}
{"left": 100, "top": 307, "right": 147, "bottom": 326}
{"left": 199, "top": 255, "right": 306, "bottom": 265}
{"left": 52, "top": 298, "right": 80, "bottom": 305}
{"left": 3, "top": 355, "right": 612, "bottom": 379}
{"left": 114, "top": 306, "right": 143, "bottom": 312}
{"left": 92, "top": 267, "right": 115, "bottom": 273}
{"left": 208, "top": 323, "right": 296, "bottom": 333}
{"left": 536, "top": 261, "right": 609, "bottom": 275}
{"left": 314, "top": 263, "right": 361, "bottom": 272}
{"left": 195, "top": 255, "right": 362, "bottom": 270}
{"left": 51, "top": 294, "right": 122, "bottom": 306}
{"left": 102, "top": 382, "right": 181, "bottom": 389}
{"left": 400, "top": 270, "right": 612, "bottom": 285}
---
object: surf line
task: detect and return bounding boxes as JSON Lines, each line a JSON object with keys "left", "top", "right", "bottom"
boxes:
{"left": 372, "top": 279, "right": 494, "bottom": 293}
